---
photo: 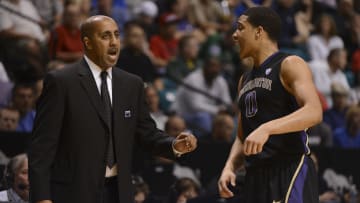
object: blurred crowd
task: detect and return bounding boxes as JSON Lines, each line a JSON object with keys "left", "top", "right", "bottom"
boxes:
{"left": 1, "top": 0, "right": 360, "bottom": 202}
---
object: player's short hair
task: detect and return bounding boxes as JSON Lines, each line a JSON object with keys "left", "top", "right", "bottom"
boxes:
{"left": 243, "top": 6, "right": 281, "bottom": 42}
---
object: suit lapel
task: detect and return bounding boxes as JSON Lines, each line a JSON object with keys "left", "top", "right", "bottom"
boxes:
{"left": 78, "top": 59, "right": 110, "bottom": 131}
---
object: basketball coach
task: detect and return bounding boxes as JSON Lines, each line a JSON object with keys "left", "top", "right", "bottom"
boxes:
{"left": 28, "top": 15, "right": 197, "bottom": 203}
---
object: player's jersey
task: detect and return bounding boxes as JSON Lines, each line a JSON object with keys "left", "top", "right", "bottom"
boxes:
{"left": 238, "top": 52, "right": 310, "bottom": 168}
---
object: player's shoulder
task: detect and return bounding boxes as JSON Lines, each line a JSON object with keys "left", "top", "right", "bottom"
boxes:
{"left": 281, "top": 55, "right": 307, "bottom": 67}
{"left": 280, "top": 55, "right": 312, "bottom": 82}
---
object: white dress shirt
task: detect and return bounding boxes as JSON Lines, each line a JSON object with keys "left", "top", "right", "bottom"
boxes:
{"left": 84, "top": 55, "right": 117, "bottom": 177}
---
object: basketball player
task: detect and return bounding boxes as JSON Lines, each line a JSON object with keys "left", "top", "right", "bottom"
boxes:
{"left": 218, "top": 7, "right": 322, "bottom": 203}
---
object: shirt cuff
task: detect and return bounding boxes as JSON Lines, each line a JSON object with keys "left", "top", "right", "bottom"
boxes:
{"left": 172, "top": 139, "right": 184, "bottom": 157}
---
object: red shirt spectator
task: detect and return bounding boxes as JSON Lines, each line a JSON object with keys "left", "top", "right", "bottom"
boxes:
{"left": 149, "top": 35, "right": 178, "bottom": 62}
{"left": 352, "top": 49, "right": 360, "bottom": 73}
{"left": 49, "top": 3, "right": 83, "bottom": 63}
{"left": 149, "top": 13, "right": 179, "bottom": 68}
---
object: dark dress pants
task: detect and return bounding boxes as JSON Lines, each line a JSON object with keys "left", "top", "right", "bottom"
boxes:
{"left": 103, "top": 176, "right": 119, "bottom": 203}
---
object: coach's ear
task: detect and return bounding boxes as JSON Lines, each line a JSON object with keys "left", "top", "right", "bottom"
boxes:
{"left": 83, "top": 37, "right": 92, "bottom": 50}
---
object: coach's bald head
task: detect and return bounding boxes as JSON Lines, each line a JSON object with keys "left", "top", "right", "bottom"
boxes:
{"left": 80, "top": 15, "right": 121, "bottom": 69}
{"left": 80, "top": 15, "right": 115, "bottom": 42}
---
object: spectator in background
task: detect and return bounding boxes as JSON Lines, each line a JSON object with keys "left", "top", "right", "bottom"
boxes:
{"left": 355, "top": 0, "right": 360, "bottom": 13}
{"left": 334, "top": 0, "right": 356, "bottom": 53}
{"left": 132, "top": 176, "right": 150, "bottom": 203}
{"left": 0, "top": 0, "right": 48, "bottom": 77}
{"left": 117, "top": 22, "right": 157, "bottom": 83}
{"left": 160, "top": 34, "right": 201, "bottom": 113}
{"left": 0, "top": 0, "right": 47, "bottom": 43}
{"left": 167, "top": 35, "right": 201, "bottom": 82}
{"left": 0, "top": 79, "right": 13, "bottom": 108}
{"left": 315, "top": 0, "right": 337, "bottom": 9}
{"left": 333, "top": 105, "right": 360, "bottom": 148}
{"left": 166, "top": 177, "right": 200, "bottom": 203}
{"left": 294, "top": 0, "right": 314, "bottom": 44}
{"left": 171, "top": 56, "right": 232, "bottom": 136}
{"left": 92, "top": 0, "right": 130, "bottom": 35}
{"left": 187, "top": 0, "right": 230, "bottom": 36}
{"left": 164, "top": 115, "right": 200, "bottom": 187}
{"left": 324, "top": 83, "right": 350, "bottom": 131}
{"left": 150, "top": 13, "right": 180, "bottom": 71}
{"left": 166, "top": 0, "right": 206, "bottom": 42}
{"left": 307, "top": 122, "right": 333, "bottom": 147}
{"left": 133, "top": 0, "right": 158, "bottom": 40}
{"left": 234, "top": 0, "right": 273, "bottom": 16}
{"left": 11, "top": 83, "right": 36, "bottom": 133}
{"left": 145, "top": 85, "right": 168, "bottom": 130}
{"left": 209, "top": 113, "right": 234, "bottom": 143}
{"left": 309, "top": 48, "right": 350, "bottom": 107}
{"left": 165, "top": 115, "right": 187, "bottom": 138}
{"left": 348, "top": 11, "right": 360, "bottom": 56}
{"left": 310, "top": 154, "right": 341, "bottom": 203}
{"left": 141, "top": 115, "right": 198, "bottom": 198}
{"left": 31, "top": 0, "right": 63, "bottom": 28}
{"left": 49, "top": 3, "right": 83, "bottom": 63}
{"left": 307, "top": 14, "right": 344, "bottom": 61}
{"left": 350, "top": 13, "right": 360, "bottom": 86}
{"left": 0, "top": 107, "right": 20, "bottom": 131}
{"left": 76, "top": 0, "right": 92, "bottom": 23}
{"left": 273, "top": 0, "right": 308, "bottom": 58}
{"left": 0, "top": 154, "right": 29, "bottom": 202}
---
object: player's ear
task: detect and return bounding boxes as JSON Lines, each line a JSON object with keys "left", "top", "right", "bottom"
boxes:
{"left": 255, "top": 26, "right": 263, "bottom": 39}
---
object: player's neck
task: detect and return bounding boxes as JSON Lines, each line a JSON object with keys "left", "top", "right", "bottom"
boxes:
{"left": 253, "top": 46, "right": 278, "bottom": 68}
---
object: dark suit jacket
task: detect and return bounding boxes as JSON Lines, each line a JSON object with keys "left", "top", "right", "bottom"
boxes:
{"left": 28, "top": 59, "right": 176, "bottom": 203}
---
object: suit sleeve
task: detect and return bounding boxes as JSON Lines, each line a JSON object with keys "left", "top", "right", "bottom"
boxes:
{"left": 29, "top": 72, "right": 65, "bottom": 202}
{"left": 134, "top": 80, "right": 176, "bottom": 160}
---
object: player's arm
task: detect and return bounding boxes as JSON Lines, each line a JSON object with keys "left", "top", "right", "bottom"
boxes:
{"left": 266, "top": 55, "right": 322, "bottom": 134}
{"left": 225, "top": 75, "right": 246, "bottom": 171}
{"left": 218, "top": 77, "right": 245, "bottom": 198}
{"left": 243, "top": 55, "right": 322, "bottom": 155}
{"left": 222, "top": 114, "right": 245, "bottom": 172}
{"left": 218, "top": 114, "right": 245, "bottom": 198}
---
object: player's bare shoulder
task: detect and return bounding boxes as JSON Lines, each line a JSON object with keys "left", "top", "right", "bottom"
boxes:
{"left": 279, "top": 55, "right": 313, "bottom": 92}
{"left": 281, "top": 55, "right": 309, "bottom": 71}
{"left": 280, "top": 55, "right": 311, "bottom": 77}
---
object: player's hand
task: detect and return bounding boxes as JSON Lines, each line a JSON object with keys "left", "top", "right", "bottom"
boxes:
{"left": 173, "top": 132, "right": 197, "bottom": 154}
{"left": 243, "top": 125, "right": 270, "bottom": 156}
{"left": 37, "top": 200, "right": 53, "bottom": 203}
{"left": 218, "top": 167, "right": 236, "bottom": 198}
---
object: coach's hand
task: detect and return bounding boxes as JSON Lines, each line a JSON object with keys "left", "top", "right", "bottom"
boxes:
{"left": 218, "top": 167, "right": 236, "bottom": 198}
{"left": 173, "top": 132, "right": 197, "bottom": 154}
{"left": 243, "top": 125, "right": 270, "bottom": 156}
